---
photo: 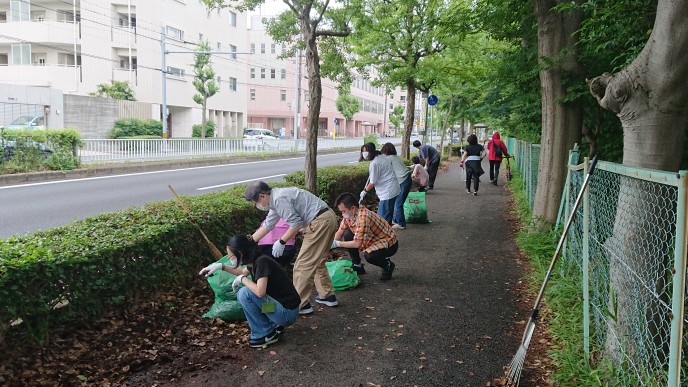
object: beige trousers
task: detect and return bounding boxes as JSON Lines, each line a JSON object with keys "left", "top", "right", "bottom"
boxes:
{"left": 293, "top": 208, "right": 337, "bottom": 308}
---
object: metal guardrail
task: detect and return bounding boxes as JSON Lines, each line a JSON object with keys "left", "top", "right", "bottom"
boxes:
{"left": 78, "top": 137, "right": 395, "bottom": 163}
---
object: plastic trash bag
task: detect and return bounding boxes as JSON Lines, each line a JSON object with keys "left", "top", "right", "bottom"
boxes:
{"left": 202, "top": 255, "right": 247, "bottom": 321}
{"left": 326, "top": 260, "right": 360, "bottom": 291}
{"left": 404, "top": 191, "right": 430, "bottom": 224}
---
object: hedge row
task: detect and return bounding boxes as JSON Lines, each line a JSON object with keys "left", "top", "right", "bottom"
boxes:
{"left": 1, "top": 128, "right": 83, "bottom": 173}
{"left": 0, "top": 163, "right": 370, "bottom": 346}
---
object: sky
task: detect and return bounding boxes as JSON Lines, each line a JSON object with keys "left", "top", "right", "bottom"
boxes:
{"left": 248, "top": 0, "right": 288, "bottom": 28}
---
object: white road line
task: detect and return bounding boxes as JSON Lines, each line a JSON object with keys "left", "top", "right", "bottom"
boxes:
{"left": 197, "top": 174, "right": 287, "bottom": 191}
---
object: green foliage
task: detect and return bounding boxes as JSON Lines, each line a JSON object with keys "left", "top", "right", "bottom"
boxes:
{"left": 285, "top": 164, "right": 370, "bottom": 203}
{"left": 0, "top": 128, "right": 82, "bottom": 174}
{"left": 389, "top": 105, "right": 404, "bottom": 129}
{"left": 192, "top": 121, "right": 216, "bottom": 138}
{"left": 363, "top": 134, "right": 380, "bottom": 148}
{"left": 335, "top": 87, "right": 361, "bottom": 121}
{"left": 110, "top": 119, "right": 163, "bottom": 138}
{"left": 90, "top": 80, "right": 136, "bottom": 101}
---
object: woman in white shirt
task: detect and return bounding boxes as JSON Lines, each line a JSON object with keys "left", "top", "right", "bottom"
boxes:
{"left": 380, "top": 142, "right": 412, "bottom": 230}
{"left": 359, "top": 142, "right": 400, "bottom": 225}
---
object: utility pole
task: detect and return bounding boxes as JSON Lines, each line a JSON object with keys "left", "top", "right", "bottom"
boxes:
{"left": 294, "top": 48, "right": 302, "bottom": 140}
{"left": 128, "top": 0, "right": 132, "bottom": 83}
{"left": 160, "top": 27, "right": 168, "bottom": 138}
{"left": 382, "top": 89, "right": 388, "bottom": 137}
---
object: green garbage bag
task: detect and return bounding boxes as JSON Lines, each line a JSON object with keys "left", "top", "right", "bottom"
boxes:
{"left": 202, "top": 255, "right": 247, "bottom": 321}
{"left": 326, "top": 260, "right": 360, "bottom": 291}
{"left": 404, "top": 191, "right": 430, "bottom": 224}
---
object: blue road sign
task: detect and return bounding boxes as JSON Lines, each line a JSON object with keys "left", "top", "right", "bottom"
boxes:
{"left": 334, "top": 119, "right": 338, "bottom": 124}
{"left": 428, "top": 95, "right": 439, "bottom": 106}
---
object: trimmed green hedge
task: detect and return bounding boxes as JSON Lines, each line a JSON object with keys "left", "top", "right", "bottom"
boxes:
{"left": 1, "top": 128, "right": 83, "bottom": 173}
{"left": 110, "top": 119, "right": 162, "bottom": 138}
{"left": 0, "top": 163, "right": 370, "bottom": 345}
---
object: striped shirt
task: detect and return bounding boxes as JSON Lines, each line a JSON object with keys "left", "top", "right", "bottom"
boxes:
{"left": 350, "top": 206, "right": 398, "bottom": 253}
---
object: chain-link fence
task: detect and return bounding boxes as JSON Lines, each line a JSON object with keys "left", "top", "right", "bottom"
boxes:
{"left": 505, "top": 137, "right": 688, "bottom": 386}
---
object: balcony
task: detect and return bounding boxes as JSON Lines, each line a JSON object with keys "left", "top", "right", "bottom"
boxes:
{"left": 113, "top": 68, "right": 137, "bottom": 86}
{"left": 0, "top": 64, "right": 81, "bottom": 91}
{"left": 0, "top": 20, "right": 81, "bottom": 46}
{"left": 111, "top": 25, "right": 137, "bottom": 47}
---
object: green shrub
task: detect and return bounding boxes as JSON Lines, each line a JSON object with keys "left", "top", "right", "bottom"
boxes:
{"left": 192, "top": 121, "right": 215, "bottom": 138}
{"left": 110, "top": 119, "right": 162, "bottom": 138}
{"left": 0, "top": 128, "right": 82, "bottom": 173}
{"left": 363, "top": 134, "right": 379, "bottom": 148}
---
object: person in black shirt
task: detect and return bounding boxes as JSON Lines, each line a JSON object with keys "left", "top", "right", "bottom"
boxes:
{"left": 199, "top": 235, "right": 301, "bottom": 348}
{"left": 459, "top": 134, "right": 486, "bottom": 195}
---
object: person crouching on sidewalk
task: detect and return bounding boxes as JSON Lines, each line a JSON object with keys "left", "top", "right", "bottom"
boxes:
{"left": 199, "top": 235, "right": 300, "bottom": 348}
{"left": 330, "top": 192, "right": 398, "bottom": 280}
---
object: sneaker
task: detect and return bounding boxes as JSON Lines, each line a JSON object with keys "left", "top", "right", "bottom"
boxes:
{"left": 492, "top": 180, "right": 498, "bottom": 186}
{"left": 418, "top": 187, "right": 426, "bottom": 192}
{"left": 466, "top": 189, "right": 471, "bottom": 194}
{"left": 473, "top": 192, "right": 478, "bottom": 196}
{"left": 379, "top": 261, "right": 396, "bottom": 281}
{"left": 315, "top": 295, "right": 339, "bottom": 307}
{"left": 275, "top": 325, "right": 284, "bottom": 335}
{"left": 249, "top": 330, "right": 280, "bottom": 348}
{"left": 392, "top": 224, "right": 405, "bottom": 230}
{"left": 352, "top": 263, "right": 366, "bottom": 275}
{"left": 299, "top": 303, "right": 314, "bottom": 315}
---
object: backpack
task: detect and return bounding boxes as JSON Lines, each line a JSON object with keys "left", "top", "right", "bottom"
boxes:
{"left": 493, "top": 141, "right": 503, "bottom": 158}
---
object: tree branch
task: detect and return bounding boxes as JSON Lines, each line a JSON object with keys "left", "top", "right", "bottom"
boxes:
{"left": 313, "top": 0, "right": 330, "bottom": 26}
{"left": 315, "top": 29, "right": 351, "bottom": 38}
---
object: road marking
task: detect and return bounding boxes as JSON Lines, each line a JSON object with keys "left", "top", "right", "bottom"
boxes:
{"left": 0, "top": 152, "right": 358, "bottom": 191}
{"left": 197, "top": 174, "right": 287, "bottom": 191}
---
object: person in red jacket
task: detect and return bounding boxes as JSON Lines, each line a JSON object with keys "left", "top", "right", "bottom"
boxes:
{"left": 487, "top": 132, "right": 510, "bottom": 186}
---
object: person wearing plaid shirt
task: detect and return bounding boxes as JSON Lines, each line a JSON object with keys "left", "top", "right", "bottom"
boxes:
{"left": 331, "top": 193, "right": 398, "bottom": 280}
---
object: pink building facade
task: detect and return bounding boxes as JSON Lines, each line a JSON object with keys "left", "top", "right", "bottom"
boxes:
{"left": 247, "top": 16, "right": 387, "bottom": 138}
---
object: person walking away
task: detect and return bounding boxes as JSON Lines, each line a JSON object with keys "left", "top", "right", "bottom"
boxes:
{"left": 245, "top": 181, "right": 338, "bottom": 315}
{"left": 412, "top": 140, "right": 441, "bottom": 190}
{"left": 487, "top": 131, "right": 510, "bottom": 186}
{"left": 380, "top": 142, "right": 412, "bottom": 230}
{"left": 198, "top": 235, "right": 300, "bottom": 348}
{"left": 411, "top": 156, "right": 429, "bottom": 192}
{"left": 256, "top": 218, "right": 297, "bottom": 268}
{"left": 360, "top": 142, "right": 400, "bottom": 225}
{"left": 331, "top": 193, "right": 398, "bottom": 280}
{"left": 459, "top": 134, "right": 486, "bottom": 196}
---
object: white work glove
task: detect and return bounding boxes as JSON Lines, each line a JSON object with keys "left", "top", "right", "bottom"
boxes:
{"left": 232, "top": 274, "right": 245, "bottom": 293}
{"left": 272, "top": 240, "right": 286, "bottom": 258}
{"left": 199, "top": 262, "right": 223, "bottom": 277}
{"left": 330, "top": 240, "right": 341, "bottom": 249}
{"left": 359, "top": 190, "right": 367, "bottom": 202}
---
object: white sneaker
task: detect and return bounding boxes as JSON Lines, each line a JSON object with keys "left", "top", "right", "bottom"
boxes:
{"left": 392, "top": 224, "right": 405, "bottom": 230}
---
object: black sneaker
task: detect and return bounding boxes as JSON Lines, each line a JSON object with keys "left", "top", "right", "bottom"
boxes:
{"left": 352, "top": 263, "right": 366, "bottom": 274}
{"left": 299, "top": 303, "right": 313, "bottom": 315}
{"left": 275, "top": 325, "right": 284, "bottom": 335}
{"left": 315, "top": 294, "right": 339, "bottom": 307}
{"left": 249, "top": 330, "right": 280, "bottom": 348}
{"left": 492, "top": 180, "right": 498, "bottom": 186}
{"left": 379, "top": 261, "right": 395, "bottom": 281}
{"left": 473, "top": 191, "right": 478, "bottom": 196}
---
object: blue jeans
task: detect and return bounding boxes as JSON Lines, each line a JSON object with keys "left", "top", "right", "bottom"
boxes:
{"left": 377, "top": 196, "right": 396, "bottom": 225}
{"left": 393, "top": 176, "right": 412, "bottom": 227}
{"left": 237, "top": 287, "right": 299, "bottom": 340}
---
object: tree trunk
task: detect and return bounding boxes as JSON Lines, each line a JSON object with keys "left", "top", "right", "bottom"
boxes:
{"left": 588, "top": 0, "right": 688, "bottom": 366}
{"left": 201, "top": 100, "right": 207, "bottom": 139}
{"left": 401, "top": 79, "right": 416, "bottom": 160}
{"left": 532, "top": 0, "right": 584, "bottom": 225}
{"left": 303, "top": 29, "right": 321, "bottom": 193}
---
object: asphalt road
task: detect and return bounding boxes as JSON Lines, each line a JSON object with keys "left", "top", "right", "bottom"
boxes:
{"left": 0, "top": 151, "right": 360, "bottom": 239}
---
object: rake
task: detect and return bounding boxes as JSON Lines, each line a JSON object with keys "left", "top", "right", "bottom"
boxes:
{"left": 506, "top": 155, "right": 598, "bottom": 385}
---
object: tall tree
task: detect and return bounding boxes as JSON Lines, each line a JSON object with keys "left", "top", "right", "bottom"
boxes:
{"left": 204, "top": 1, "right": 349, "bottom": 192}
{"left": 335, "top": 86, "right": 361, "bottom": 122}
{"left": 347, "top": 0, "right": 470, "bottom": 159}
{"left": 192, "top": 41, "right": 219, "bottom": 139}
{"left": 389, "top": 105, "right": 405, "bottom": 132}
{"left": 90, "top": 81, "right": 136, "bottom": 101}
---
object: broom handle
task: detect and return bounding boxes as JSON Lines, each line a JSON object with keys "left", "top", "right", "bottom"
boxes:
{"left": 168, "top": 185, "right": 224, "bottom": 260}
{"left": 530, "top": 155, "right": 598, "bottom": 317}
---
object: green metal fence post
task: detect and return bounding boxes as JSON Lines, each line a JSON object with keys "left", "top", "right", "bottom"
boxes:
{"left": 582, "top": 157, "right": 591, "bottom": 358}
{"left": 668, "top": 170, "right": 688, "bottom": 386}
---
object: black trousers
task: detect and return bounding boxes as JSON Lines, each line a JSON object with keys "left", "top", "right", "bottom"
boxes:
{"left": 426, "top": 159, "right": 440, "bottom": 188}
{"left": 466, "top": 167, "right": 480, "bottom": 192}
{"left": 363, "top": 242, "right": 399, "bottom": 269}
{"left": 489, "top": 160, "right": 502, "bottom": 181}
{"left": 258, "top": 245, "right": 295, "bottom": 267}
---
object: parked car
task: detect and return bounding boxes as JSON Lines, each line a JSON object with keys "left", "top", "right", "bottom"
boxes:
{"left": 5, "top": 115, "right": 46, "bottom": 130}
{"left": 243, "top": 128, "right": 279, "bottom": 140}
{"left": 2, "top": 140, "right": 54, "bottom": 161}
{"left": 243, "top": 128, "right": 279, "bottom": 151}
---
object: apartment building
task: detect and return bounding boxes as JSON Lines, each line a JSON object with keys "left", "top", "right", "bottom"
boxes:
{"left": 0, "top": 0, "right": 248, "bottom": 137}
{"left": 247, "top": 15, "right": 387, "bottom": 138}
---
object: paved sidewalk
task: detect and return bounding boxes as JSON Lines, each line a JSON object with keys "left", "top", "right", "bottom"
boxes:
{"left": 161, "top": 159, "right": 528, "bottom": 387}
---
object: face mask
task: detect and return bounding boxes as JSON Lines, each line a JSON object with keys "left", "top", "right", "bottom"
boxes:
{"left": 362, "top": 152, "right": 369, "bottom": 159}
{"left": 256, "top": 203, "right": 269, "bottom": 211}
{"left": 342, "top": 213, "right": 351, "bottom": 219}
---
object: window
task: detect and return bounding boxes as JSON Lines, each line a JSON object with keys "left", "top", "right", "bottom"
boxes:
{"left": 270, "top": 68, "right": 275, "bottom": 79}
{"left": 167, "top": 66, "right": 184, "bottom": 78}
{"left": 271, "top": 43, "right": 276, "bottom": 54}
{"left": 229, "top": 44, "right": 237, "bottom": 59}
{"left": 304, "top": 92, "right": 309, "bottom": 102}
{"left": 260, "top": 68, "right": 265, "bottom": 79}
{"left": 10, "top": 0, "right": 30, "bottom": 22}
{"left": 217, "top": 42, "right": 221, "bottom": 50}
{"left": 11, "top": 43, "right": 30, "bottom": 65}
{"left": 250, "top": 89, "right": 256, "bottom": 100}
{"left": 250, "top": 43, "right": 255, "bottom": 53}
{"left": 280, "top": 90, "right": 287, "bottom": 101}
{"left": 199, "top": 33, "right": 203, "bottom": 41}
{"left": 281, "top": 68, "right": 286, "bottom": 79}
{"left": 250, "top": 68, "right": 255, "bottom": 78}
{"left": 229, "top": 11, "right": 237, "bottom": 26}
{"left": 281, "top": 43, "right": 286, "bottom": 53}
{"left": 229, "top": 77, "right": 237, "bottom": 91}
{"left": 400, "top": 95, "right": 406, "bottom": 102}
{"left": 166, "top": 25, "right": 184, "bottom": 41}
{"left": 217, "top": 8, "right": 221, "bottom": 16}
{"left": 260, "top": 43, "right": 265, "bottom": 54}
{"left": 217, "top": 76, "right": 221, "bottom": 84}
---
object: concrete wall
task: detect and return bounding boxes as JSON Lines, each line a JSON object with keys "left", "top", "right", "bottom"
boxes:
{"left": 64, "top": 95, "right": 118, "bottom": 138}
{"left": 0, "top": 83, "right": 64, "bottom": 129}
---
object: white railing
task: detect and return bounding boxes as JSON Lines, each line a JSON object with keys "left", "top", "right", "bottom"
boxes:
{"left": 79, "top": 137, "right": 401, "bottom": 163}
